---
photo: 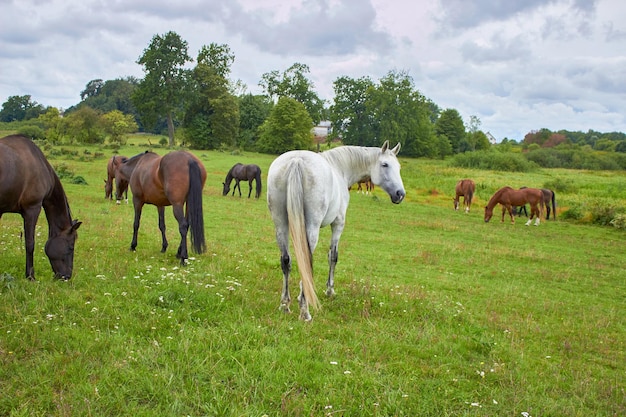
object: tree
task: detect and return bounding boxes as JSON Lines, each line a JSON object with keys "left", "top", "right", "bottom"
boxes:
{"left": 260, "top": 63, "right": 324, "bottom": 124}
{"left": 38, "top": 107, "right": 66, "bottom": 143}
{"left": 329, "top": 75, "right": 377, "bottom": 146}
{"left": 101, "top": 110, "right": 138, "bottom": 144}
{"left": 80, "top": 79, "right": 104, "bottom": 100}
{"left": 256, "top": 97, "right": 313, "bottom": 154}
{"left": 64, "top": 106, "right": 104, "bottom": 144}
{"left": 183, "top": 43, "right": 239, "bottom": 149}
{"left": 435, "top": 109, "right": 465, "bottom": 153}
{"left": 0, "top": 95, "right": 45, "bottom": 122}
{"left": 238, "top": 94, "right": 273, "bottom": 150}
{"left": 133, "top": 31, "right": 192, "bottom": 147}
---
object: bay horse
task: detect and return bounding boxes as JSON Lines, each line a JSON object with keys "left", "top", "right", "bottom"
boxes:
{"left": 267, "top": 141, "right": 405, "bottom": 321}
{"left": 356, "top": 176, "right": 374, "bottom": 194}
{"left": 514, "top": 188, "right": 557, "bottom": 220}
{"left": 104, "top": 155, "right": 128, "bottom": 203}
{"left": 453, "top": 179, "right": 475, "bottom": 213}
{"left": 484, "top": 186, "right": 544, "bottom": 226}
{"left": 115, "top": 151, "right": 207, "bottom": 264}
{"left": 0, "top": 135, "right": 81, "bottom": 280}
{"left": 222, "top": 163, "right": 262, "bottom": 198}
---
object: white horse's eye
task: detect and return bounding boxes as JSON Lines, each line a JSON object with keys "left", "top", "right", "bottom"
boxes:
{"left": 382, "top": 162, "right": 389, "bottom": 168}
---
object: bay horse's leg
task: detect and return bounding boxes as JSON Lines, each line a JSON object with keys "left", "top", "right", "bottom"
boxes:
{"left": 157, "top": 206, "right": 168, "bottom": 253}
{"left": 172, "top": 204, "right": 189, "bottom": 264}
{"left": 130, "top": 200, "right": 144, "bottom": 251}
{"left": 22, "top": 207, "right": 42, "bottom": 280}
{"left": 326, "top": 219, "right": 345, "bottom": 297}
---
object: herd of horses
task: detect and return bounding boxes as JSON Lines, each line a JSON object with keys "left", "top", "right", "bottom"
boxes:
{"left": 454, "top": 178, "right": 556, "bottom": 225}
{"left": 1, "top": 133, "right": 556, "bottom": 321}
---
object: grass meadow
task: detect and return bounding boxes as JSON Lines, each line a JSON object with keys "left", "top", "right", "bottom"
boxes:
{"left": 1, "top": 137, "right": 625, "bottom": 416}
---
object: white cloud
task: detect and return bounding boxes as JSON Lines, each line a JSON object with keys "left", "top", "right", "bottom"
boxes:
{"left": 0, "top": 0, "right": 624, "bottom": 141}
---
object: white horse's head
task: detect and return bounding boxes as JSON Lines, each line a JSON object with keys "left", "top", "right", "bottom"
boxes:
{"left": 370, "top": 141, "right": 406, "bottom": 204}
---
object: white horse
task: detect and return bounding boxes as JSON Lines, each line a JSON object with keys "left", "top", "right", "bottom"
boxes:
{"left": 267, "top": 141, "right": 406, "bottom": 321}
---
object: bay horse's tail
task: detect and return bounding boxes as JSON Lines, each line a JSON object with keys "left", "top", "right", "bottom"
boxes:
{"left": 550, "top": 191, "right": 556, "bottom": 220}
{"left": 286, "top": 160, "right": 320, "bottom": 311}
{"left": 187, "top": 160, "right": 206, "bottom": 254}
{"left": 255, "top": 166, "right": 262, "bottom": 199}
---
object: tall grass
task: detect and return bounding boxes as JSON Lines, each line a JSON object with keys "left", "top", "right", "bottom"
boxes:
{"left": 0, "top": 140, "right": 624, "bottom": 416}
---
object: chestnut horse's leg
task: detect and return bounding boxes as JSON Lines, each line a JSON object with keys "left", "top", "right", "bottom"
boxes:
{"left": 172, "top": 204, "right": 189, "bottom": 264}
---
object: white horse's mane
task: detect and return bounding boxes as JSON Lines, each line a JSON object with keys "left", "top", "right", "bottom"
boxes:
{"left": 321, "top": 146, "right": 379, "bottom": 173}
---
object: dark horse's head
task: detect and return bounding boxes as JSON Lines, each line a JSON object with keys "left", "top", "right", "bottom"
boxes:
{"left": 222, "top": 181, "right": 230, "bottom": 196}
{"left": 44, "top": 220, "right": 81, "bottom": 280}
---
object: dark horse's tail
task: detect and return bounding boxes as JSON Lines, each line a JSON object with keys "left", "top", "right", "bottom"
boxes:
{"left": 550, "top": 191, "right": 557, "bottom": 220}
{"left": 255, "top": 166, "right": 262, "bottom": 199}
{"left": 187, "top": 160, "right": 206, "bottom": 254}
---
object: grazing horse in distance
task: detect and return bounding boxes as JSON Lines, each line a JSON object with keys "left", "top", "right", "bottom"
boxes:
{"left": 267, "top": 141, "right": 406, "bottom": 321}
{"left": 484, "top": 186, "right": 544, "bottom": 226}
{"left": 355, "top": 176, "right": 374, "bottom": 194}
{"left": 116, "top": 150, "right": 207, "bottom": 265}
{"left": 222, "top": 163, "right": 262, "bottom": 198}
{"left": 0, "top": 135, "right": 81, "bottom": 280}
{"left": 514, "top": 188, "right": 557, "bottom": 220}
{"left": 104, "top": 155, "right": 128, "bottom": 203}
{"left": 454, "top": 179, "right": 476, "bottom": 213}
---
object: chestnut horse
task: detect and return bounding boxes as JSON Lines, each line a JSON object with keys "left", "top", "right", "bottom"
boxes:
{"left": 222, "top": 163, "right": 262, "bottom": 198}
{"left": 115, "top": 151, "right": 207, "bottom": 264}
{"left": 104, "top": 155, "right": 128, "bottom": 203}
{"left": 514, "top": 188, "right": 557, "bottom": 220}
{"left": 453, "top": 179, "right": 475, "bottom": 213}
{"left": 484, "top": 186, "right": 544, "bottom": 226}
{"left": 0, "top": 135, "right": 81, "bottom": 280}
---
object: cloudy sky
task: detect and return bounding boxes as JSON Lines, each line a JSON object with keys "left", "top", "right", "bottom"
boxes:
{"left": 1, "top": 0, "right": 625, "bottom": 141}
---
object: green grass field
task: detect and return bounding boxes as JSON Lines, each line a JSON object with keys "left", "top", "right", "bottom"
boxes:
{"left": 1, "top": 138, "right": 624, "bottom": 416}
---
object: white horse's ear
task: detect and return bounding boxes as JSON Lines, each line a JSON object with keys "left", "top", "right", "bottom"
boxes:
{"left": 381, "top": 140, "right": 390, "bottom": 152}
{"left": 391, "top": 142, "right": 401, "bottom": 155}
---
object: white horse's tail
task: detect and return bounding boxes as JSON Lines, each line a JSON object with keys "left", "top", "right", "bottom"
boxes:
{"left": 286, "top": 160, "right": 320, "bottom": 311}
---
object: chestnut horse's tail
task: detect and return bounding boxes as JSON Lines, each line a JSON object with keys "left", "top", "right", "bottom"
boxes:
{"left": 255, "top": 166, "right": 262, "bottom": 199}
{"left": 187, "top": 160, "right": 206, "bottom": 254}
{"left": 286, "top": 160, "right": 320, "bottom": 311}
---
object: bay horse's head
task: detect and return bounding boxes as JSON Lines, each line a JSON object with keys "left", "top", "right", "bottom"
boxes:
{"left": 484, "top": 205, "right": 493, "bottom": 222}
{"left": 453, "top": 196, "right": 460, "bottom": 210}
{"left": 369, "top": 141, "right": 405, "bottom": 204}
{"left": 44, "top": 220, "right": 81, "bottom": 280}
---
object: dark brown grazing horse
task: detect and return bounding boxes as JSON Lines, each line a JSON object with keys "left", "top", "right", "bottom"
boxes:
{"left": 454, "top": 179, "right": 476, "bottom": 213}
{"left": 116, "top": 151, "right": 207, "bottom": 264}
{"left": 514, "top": 188, "right": 557, "bottom": 220}
{"left": 484, "top": 186, "right": 544, "bottom": 226}
{"left": 222, "top": 163, "right": 262, "bottom": 198}
{"left": 0, "top": 135, "right": 81, "bottom": 280}
{"left": 104, "top": 155, "right": 128, "bottom": 202}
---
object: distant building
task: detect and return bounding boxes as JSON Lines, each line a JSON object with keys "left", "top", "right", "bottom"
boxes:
{"left": 486, "top": 132, "right": 497, "bottom": 144}
{"left": 313, "top": 121, "right": 331, "bottom": 137}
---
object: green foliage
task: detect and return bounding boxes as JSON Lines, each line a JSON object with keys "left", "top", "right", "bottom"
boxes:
{"left": 64, "top": 106, "right": 105, "bottom": 144}
{"left": 543, "top": 177, "right": 578, "bottom": 194}
{"left": 525, "top": 147, "right": 626, "bottom": 170}
{"left": 449, "top": 150, "right": 538, "bottom": 172}
{"left": 0, "top": 94, "right": 45, "bottom": 122}
{"left": 237, "top": 94, "right": 273, "bottom": 150}
{"left": 435, "top": 108, "right": 465, "bottom": 153}
{"left": 16, "top": 124, "right": 45, "bottom": 140}
{"left": 101, "top": 110, "right": 138, "bottom": 144}
{"left": 256, "top": 96, "right": 313, "bottom": 153}
{"left": 260, "top": 63, "right": 325, "bottom": 124}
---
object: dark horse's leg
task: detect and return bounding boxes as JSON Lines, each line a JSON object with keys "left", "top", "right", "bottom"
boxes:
{"left": 22, "top": 206, "right": 42, "bottom": 280}
{"left": 172, "top": 204, "right": 189, "bottom": 264}
{"left": 247, "top": 179, "right": 253, "bottom": 198}
{"left": 234, "top": 179, "right": 242, "bottom": 197}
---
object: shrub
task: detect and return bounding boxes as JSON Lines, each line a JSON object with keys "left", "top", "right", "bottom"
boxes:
{"left": 449, "top": 150, "right": 537, "bottom": 172}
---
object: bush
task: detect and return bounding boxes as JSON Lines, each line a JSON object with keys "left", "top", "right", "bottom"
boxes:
{"left": 543, "top": 178, "right": 578, "bottom": 194}
{"left": 449, "top": 150, "right": 538, "bottom": 172}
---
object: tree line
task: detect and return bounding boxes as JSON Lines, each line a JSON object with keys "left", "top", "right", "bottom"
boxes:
{"left": 2, "top": 30, "right": 625, "bottom": 160}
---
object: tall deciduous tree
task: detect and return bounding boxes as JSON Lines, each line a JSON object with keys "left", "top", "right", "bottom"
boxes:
{"left": 259, "top": 63, "right": 324, "bottom": 124}
{"left": 184, "top": 43, "right": 239, "bottom": 149}
{"left": 0, "top": 95, "right": 45, "bottom": 122}
{"left": 435, "top": 108, "right": 465, "bottom": 153}
{"left": 238, "top": 94, "right": 273, "bottom": 150}
{"left": 330, "top": 75, "right": 376, "bottom": 146}
{"left": 133, "top": 31, "right": 192, "bottom": 147}
{"left": 256, "top": 96, "right": 313, "bottom": 154}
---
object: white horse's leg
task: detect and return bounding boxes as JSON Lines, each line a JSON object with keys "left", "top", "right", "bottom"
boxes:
{"left": 297, "top": 281, "right": 312, "bottom": 322}
{"left": 275, "top": 224, "right": 292, "bottom": 313}
{"left": 326, "top": 219, "right": 345, "bottom": 297}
